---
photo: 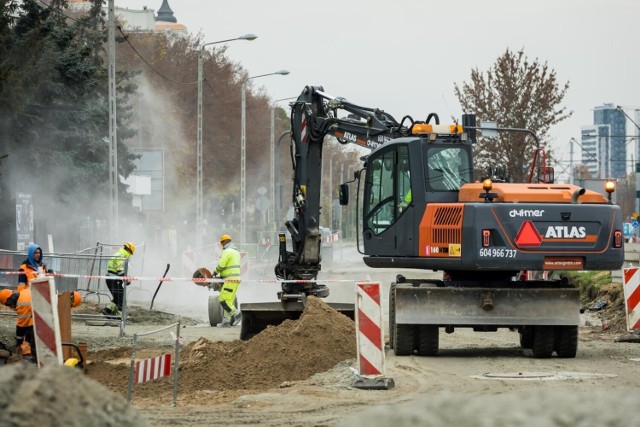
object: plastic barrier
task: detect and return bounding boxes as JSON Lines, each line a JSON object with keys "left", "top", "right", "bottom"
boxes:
{"left": 30, "top": 276, "right": 63, "bottom": 367}
{"left": 623, "top": 267, "right": 640, "bottom": 331}
{"left": 134, "top": 353, "right": 172, "bottom": 384}
{"left": 353, "top": 282, "right": 394, "bottom": 390}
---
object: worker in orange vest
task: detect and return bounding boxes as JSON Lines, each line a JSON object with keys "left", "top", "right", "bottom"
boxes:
{"left": 0, "top": 288, "right": 36, "bottom": 363}
{"left": 18, "top": 243, "right": 47, "bottom": 292}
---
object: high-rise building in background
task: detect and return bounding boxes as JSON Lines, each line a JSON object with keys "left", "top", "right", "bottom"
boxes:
{"left": 581, "top": 104, "right": 627, "bottom": 179}
{"left": 580, "top": 124, "right": 611, "bottom": 178}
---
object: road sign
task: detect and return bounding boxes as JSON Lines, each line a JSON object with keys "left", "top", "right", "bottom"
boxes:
{"left": 633, "top": 220, "right": 639, "bottom": 229}
{"left": 255, "top": 196, "right": 269, "bottom": 212}
{"left": 257, "top": 186, "right": 267, "bottom": 196}
{"left": 624, "top": 222, "right": 633, "bottom": 237}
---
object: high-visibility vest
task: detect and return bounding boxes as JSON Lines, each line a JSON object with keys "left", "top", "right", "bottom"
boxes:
{"left": 18, "top": 263, "right": 41, "bottom": 292}
{"left": 214, "top": 247, "right": 241, "bottom": 280}
{"left": 108, "top": 248, "right": 131, "bottom": 274}
{"left": 16, "top": 288, "right": 32, "bottom": 328}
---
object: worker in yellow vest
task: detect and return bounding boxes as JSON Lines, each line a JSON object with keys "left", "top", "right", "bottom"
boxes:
{"left": 102, "top": 242, "right": 135, "bottom": 318}
{"left": 213, "top": 234, "right": 242, "bottom": 327}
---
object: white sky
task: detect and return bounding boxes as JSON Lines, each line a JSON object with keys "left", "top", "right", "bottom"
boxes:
{"left": 120, "top": 0, "right": 640, "bottom": 178}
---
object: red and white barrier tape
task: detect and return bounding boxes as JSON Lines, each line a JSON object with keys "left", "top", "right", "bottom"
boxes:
{"left": 0, "top": 271, "right": 368, "bottom": 285}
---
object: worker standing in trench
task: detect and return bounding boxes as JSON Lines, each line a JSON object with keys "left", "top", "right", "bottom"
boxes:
{"left": 212, "top": 234, "right": 242, "bottom": 327}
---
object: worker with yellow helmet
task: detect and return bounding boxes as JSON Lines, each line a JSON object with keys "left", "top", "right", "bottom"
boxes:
{"left": 213, "top": 234, "right": 242, "bottom": 327}
{"left": 102, "top": 242, "right": 135, "bottom": 318}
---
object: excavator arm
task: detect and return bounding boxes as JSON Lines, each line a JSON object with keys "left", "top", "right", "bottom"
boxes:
{"left": 275, "top": 85, "right": 414, "bottom": 292}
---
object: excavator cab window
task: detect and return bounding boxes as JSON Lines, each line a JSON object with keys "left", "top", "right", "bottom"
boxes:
{"left": 364, "top": 145, "right": 411, "bottom": 235}
{"left": 425, "top": 146, "right": 471, "bottom": 191}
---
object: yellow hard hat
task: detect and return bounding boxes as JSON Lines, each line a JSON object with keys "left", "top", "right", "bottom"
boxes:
{"left": 0, "top": 289, "right": 13, "bottom": 305}
{"left": 70, "top": 291, "right": 82, "bottom": 308}
{"left": 124, "top": 242, "right": 136, "bottom": 254}
{"left": 219, "top": 234, "right": 232, "bottom": 244}
{"left": 64, "top": 358, "right": 79, "bottom": 367}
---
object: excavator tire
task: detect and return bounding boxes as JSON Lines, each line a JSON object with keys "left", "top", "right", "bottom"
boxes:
{"left": 416, "top": 325, "right": 439, "bottom": 356}
{"left": 519, "top": 326, "right": 534, "bottom": 349}
{"left": 532, "top": 325, "right": 554, "bottom": 358}
{"left": 554, "top": 325, "right": 578, "bottom": 358}
{"left": 394, "top": 324, "right": 415, "bottom": 356}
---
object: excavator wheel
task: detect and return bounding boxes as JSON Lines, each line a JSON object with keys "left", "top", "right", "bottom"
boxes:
{"left": 554, "top": 325, "right": 578, "bottom": 358}
{"left": 416, "top": 325, "right": 439, "bottom": 356}
{"left": 531, "top": 326, "right": 554, "bottom": 358}
{"left": 393, "top": 324, "right": 415, "bottom": 356}
{"left": 519, "top": 326, "right": 534, "bottom": 349}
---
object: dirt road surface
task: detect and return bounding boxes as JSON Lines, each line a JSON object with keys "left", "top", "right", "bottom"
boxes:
{"left": 2, "top": 243, "right": 640, "bottom": 426}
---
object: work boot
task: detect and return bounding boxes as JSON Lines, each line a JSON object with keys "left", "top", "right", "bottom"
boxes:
{"left": 230, "top": 311, "right": 242, "bottom": 326}
{"left": 216, "top": 322, "right": 231, "bottom": 328}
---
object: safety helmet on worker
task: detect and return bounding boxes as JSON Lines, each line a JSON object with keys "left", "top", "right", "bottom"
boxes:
{"left": 124, "top": 242, "right": 136, "bottom": 255}
{"left": 70, "top": 291, "right": 82, "bottom": 308}
{"left": 219, "top": 234, "right": 232, "bottom": 244}
{"left": 0, "top": 289, "right": 13, "bottom": 305}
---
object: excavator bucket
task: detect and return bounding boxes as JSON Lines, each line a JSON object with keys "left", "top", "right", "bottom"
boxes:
{"left": 239, "top": 301, "right": 355, "bottom": 341}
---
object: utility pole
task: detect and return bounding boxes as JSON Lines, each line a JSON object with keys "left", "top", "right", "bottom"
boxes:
{"left": 107, "top": 0, "right": 118, "bottom": 242}
{"left": 617, "top": 106, "right": 640, "bottom": 216}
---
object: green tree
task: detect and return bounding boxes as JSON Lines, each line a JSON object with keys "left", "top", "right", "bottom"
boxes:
{"left": 0, "top": 0, "right": 138, "bottom": 249}
{"left": 454, "top": 48, "right": 571, "bottom": 182}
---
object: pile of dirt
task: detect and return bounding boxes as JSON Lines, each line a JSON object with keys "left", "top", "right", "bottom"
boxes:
{"left": 585, "top": 283, "right": 627, "bottom": 334}
{"left": 87, "top": 297, "right": 356, "bottom": 404}
{"left": 0, "top": 363, "right": 150, "bottom": 427}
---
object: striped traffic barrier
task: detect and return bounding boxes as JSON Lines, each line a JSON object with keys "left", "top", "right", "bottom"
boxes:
{"left": 30, "top": 275, "right": 63, "bottom": 367}
{"left": 353, "top": 282, "right": 394, "bottom": 390}
{"left": 623, "top": 267, "right": 640, "bottom": 331}
{"left": 134, "top": 353, "right": 172, "bottom": 384}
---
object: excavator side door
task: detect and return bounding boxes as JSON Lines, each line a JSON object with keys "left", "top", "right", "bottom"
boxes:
{"left": 362, "top": 143, "right": 416, "bottom": 256}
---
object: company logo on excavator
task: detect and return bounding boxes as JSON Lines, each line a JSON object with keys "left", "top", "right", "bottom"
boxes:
{"left": 515, "top": 221, "right": 592, "bottom": 247}
{"left": 509, "top": 209, "right": 544, "bottom": 218}
{"left": 544, "top": 226, "right": 586, "bottom": 239}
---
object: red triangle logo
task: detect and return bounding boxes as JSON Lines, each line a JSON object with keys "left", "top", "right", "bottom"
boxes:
{"left": 515, "top": 220, "right": 542, "bottom": 247}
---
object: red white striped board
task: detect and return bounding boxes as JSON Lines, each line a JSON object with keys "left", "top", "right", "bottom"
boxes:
{"left": 30, "top": 276, "right": 63, "bottom": 367}
{"left": 355, "top": 282, "right": 385, "bottom": 377}
{"left": 134, "top": 353, "right": 172, "bottom": 384}
{"left": 623, "top": 267, "right": 640, "bottom": 331}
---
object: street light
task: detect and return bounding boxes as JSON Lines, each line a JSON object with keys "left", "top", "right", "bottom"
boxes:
{"left": 241, "top": 70, "right": 290, "bottom": 246}
{"left": 270, "top": 97, "right": 296, "bottom": 229}
{"left": 196, "top": 33, "right": 257, "bottom": 252}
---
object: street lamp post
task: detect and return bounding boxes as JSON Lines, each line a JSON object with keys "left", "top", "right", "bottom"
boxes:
{"left": 196, "top": 34, "right": 257, "bottom": 252}
{"left": 241, "top": 70, "right": 290, "bottom": 246}
{"left": 270, "top": 97, "right": 296, "bottom": 229}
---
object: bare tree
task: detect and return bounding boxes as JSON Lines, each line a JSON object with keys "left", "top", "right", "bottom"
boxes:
{"left": 454, "top": 49, "right": 571, "bottom": 182}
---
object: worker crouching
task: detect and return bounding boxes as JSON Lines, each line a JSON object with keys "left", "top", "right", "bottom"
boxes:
{"left": 213, "top": 234, "right": 242, "bottom": 327}
{"left": 0, "top": 288, "right": 36, "bottom": 363}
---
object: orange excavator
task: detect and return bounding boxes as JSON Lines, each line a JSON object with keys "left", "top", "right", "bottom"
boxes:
{"left": 240, "top": 85, "right": 624, "bottom": 358}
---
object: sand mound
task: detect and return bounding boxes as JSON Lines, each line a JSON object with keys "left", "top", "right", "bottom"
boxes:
{"left": 87, "top": 297, "right": 356, "bottom": 403}
{"left": 0, "top": 363, "right": 149, "bottom": 427}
